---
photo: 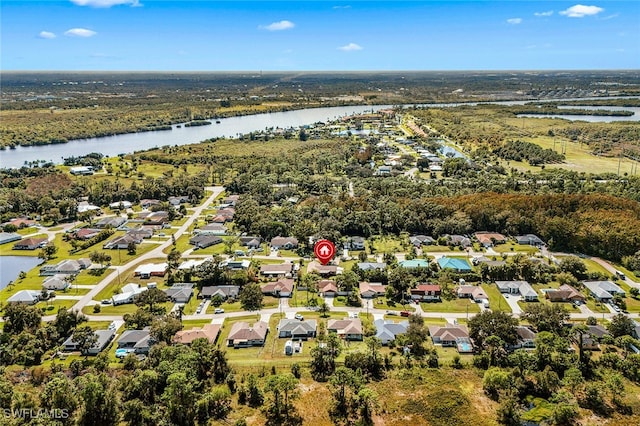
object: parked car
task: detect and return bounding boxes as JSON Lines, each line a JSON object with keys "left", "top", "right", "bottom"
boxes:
{"left": 400, "top": 311, "right": 411, "bottom": 317}
{"left": 214, "top": 308, "right": 225, "bottom": 314}
{"left": 101, "top": 299, "right": 112, "bottom": 305}
{"left": 386, "top": 310, "right": 398, "bottom": 316}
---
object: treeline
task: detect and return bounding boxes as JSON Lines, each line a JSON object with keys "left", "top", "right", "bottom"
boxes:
{"left": 493, "top": 140, "right": 565, "bottom": 165}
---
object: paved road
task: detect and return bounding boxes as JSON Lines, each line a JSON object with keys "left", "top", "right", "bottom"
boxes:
{"left": 42, "top": 186, "right": 224, "bottom": 321}
{"left": 590, "top": 257, "right": 640, "bottom": 289}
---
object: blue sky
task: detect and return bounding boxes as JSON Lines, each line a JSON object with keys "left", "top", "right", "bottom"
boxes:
{"left": 1, "top": 1, "right": 638, "bottom": 70}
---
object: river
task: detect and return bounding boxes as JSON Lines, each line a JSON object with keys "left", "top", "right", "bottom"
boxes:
{"left": 1, "top": 99, "right": 638, "bottom": 168}
{"left": 0, "top": 256, "right": 43, "bottom": 290}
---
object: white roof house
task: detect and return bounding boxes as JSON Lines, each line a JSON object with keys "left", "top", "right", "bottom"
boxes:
{"left": 8, "top": 290, "right": 41, "bottom": 305}
{"left": 112, "top": 284, "right": 148, "bottom": 305}
{"left": 42, "top": 275, "right": 70, "bottom": 291}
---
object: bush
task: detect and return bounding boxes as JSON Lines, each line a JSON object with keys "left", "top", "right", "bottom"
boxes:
{"left": 93, "top": 304, "right": 101, "bottom": 313}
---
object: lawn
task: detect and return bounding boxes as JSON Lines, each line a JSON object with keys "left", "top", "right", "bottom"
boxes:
{"left": 82, "top": 302, "right": 174, "bottom": 316}
{"left": 37, "top": 299, "right": 78, "bottom": 313}
{"left": 420, "top": 298, "right": 480, "bottom": 315}
{"left": 481, "top": 283, "right": 512, "bottom": 313}
{"left": 370, "top": 236, "right": 406, "bottom": 254}
{"left": 616, "top": 281, "right": 640, "bottom": 313}
{"left": 493, "top": 243, "right": 539, "bottom": 254}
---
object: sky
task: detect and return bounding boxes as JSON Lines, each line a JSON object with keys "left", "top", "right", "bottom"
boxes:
{"left": 1, "top": 1, "right": 638, "bottom": 71}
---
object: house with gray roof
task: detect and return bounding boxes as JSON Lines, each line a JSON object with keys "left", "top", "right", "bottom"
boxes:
{"left": 117, "top": 329, "right": 153, "bottom": 354}
{"left": 357, "top": 262, "right": 387, "bottom": 271}
{"left": 277, "top": 319, "right": 317, "bottom": 339}
{"left": 327, "top": 318, "right": 363, "bottom": 341}
{"left": 409, "top": 235, "right": 435, "bottom": 247}
{"left": 42, "top": 275, "right": 70, "bottom": 291}
{"left": 199, "top": 285, "right": 240, "bottom": 300}
{"left": 40, "top": 258, "right": 90, "bottom": 276}
{"left": 515, "top": 234, "right": 545, "bottom": 247}
{"left": 0, "top": 232, "right": 22, "bottom": 245}
{"left": 495, "top": 280, "right": 539, "bottom": 301}
{"left": 374, "top": 319, "right": 409, "bottom": 345}
{"left": 63, "top": 329, "right": 115, "bottom": 355}
{"left": 583, "top": 281, "right": 625, "bottom": 302}
{"left": 165, "top": 283, "right": 194, "bottom": 303}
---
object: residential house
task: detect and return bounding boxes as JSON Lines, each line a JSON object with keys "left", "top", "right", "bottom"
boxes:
{"left": 510, "top": 326, "right": 537, "bottom": 350}
{"left": 138, "top": 211, "right": 169, "bottom": 225}
{"left": 222, "top": 259, "right": 251, "bottom": 270}
{"left": 344, "top": 237, "right": 365, "bottom": 250}
{"left": 447, "top": 235, "right": 472, "bottom": 248}
{"left": 103, "top": 234, "right": 141, "bottom": 250}
{"left": 428, "top": 323, "right": 473, "bottom": 353}
{"left": 516, "top": 234, "right": 545, "bottom": 247}
{"left": 578, "top": 325, "right": 610, "bottom": 350}
{"left": 318, "top": 280, "right": 338, "bottom": 296}
{"left": 223, "top": 195, "right": 240, "bottom": 206}
{"left": 6, "top": 218, "right": 37, "bottom": 228}
{"left": 109, "top": 201, "right": 133, "bottom": 210}
{"left": 189, "top": 234, "right": 223, "bottom": 249}
{"left": 496, "top": 280, "right": 539, "bottom": 302}
{"left": 117, "top": 329, "right": 153, "bottom": 354}
{"left": 262, "top": 279, "right": 294, "bottom": 298}
{"left": 134, "top": 263, "right": 167, "bottom": 278}
{"left": 168, "top": 195, "right": 190, "bottom": 206}
{"left": 70, "top": 166, "right": 94, "bottom": 176}
{"left": 457, "top": 285, "right": 488, "bottom": 303}
{"left": 327, "top": 318, "right": 363, "bottom": 341}
{"left": 112, "top": 283, "right": 148, "bottom": 306}
{"left": 126, "top": 228, "right": 154, "bottom": 240}
{"left": 216, "top": 207, "right": 236, "bottom": 221}
{"left": 307, "top": 261, "right": 342, "bottom": 276}
{"left": 13, "top": 237, "right": 47, "bottom": 250}
{"left": 399, "top": 259, "right": 430, "bottom": 269}
{"left": 7, "top": 290, "right": 40, "bottom": 305}
{"left": 227, "top": 321, "right": 269, "bottom": 347}
{"left": 474, "top": 232, "right": 507, "bottom": 247}
{"left": 471, "top": 256, "right": 506, "bottom": 267}
{"left": 277, "top": 319, "right": 317, "bottom": 339}
{"left": 140, "top": 199, "right": 161, "bottom": 209}
{"left": 199, "top": 285, "right": 240, "bottom": 300}
{"left": 164, "top": 283, "right": 194, "bottom": 304}
{"left": 411, "top": 284, "right": 442, "bottom": 302}
{"left": 74, "top": 228, "right": 101, "bottom": 240}
{"left": 173, "top": 324, "right": 221, "bottom": 345}
{"left": 545, "top": 285, "right": 586, "bottom": 303}
{"left": 77, "top": 202, "right": 101, "bottom": 214}
{"left": 42, "top": 275, "right": 70, "bottom": 291}
{"left": 438, "top": 257, "right": 472, "bottom": 272}
{"left": 260, "top": 262, "right": 294, "bottom": 278}
{"left": 196, "top": 223, "right": 227, "bottom": 236}
{"left": 0, "top": 232, "right": 22, "bottom": 245}
{"left": 63, "top": 329, "right": 115, "bottom": 355}
{"left": 178, "top": 258, "right": 209, "bottom": 271}
{"left": 270, "top": 236, "right": 298, "bottom": 250}
{"left": 374, "top": 319, "right": 409, "bottom": 345}
{"left": 583, "top": 281, "right": 625, "bottom": 302}
{"left": 409, "top": 235, "right": 435, "bottom": 247}
{"left": 240, "top": 236, "right": 262, "bottom": 249}
{"left": 359, "top": 282, "right": 387, "bottom": 299}
{"left": 40, "top": 258, "right": 90, "bottom": 276}
{"left": 95, "top": 216, "right": 127, "bottom": 229}
{"left": 357, "top": 262, "right": 387, "bottom": 271}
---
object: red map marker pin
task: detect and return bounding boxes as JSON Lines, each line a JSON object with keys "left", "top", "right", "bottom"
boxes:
{"left": 314, "top": 239, "right": 335, "bottom": 265}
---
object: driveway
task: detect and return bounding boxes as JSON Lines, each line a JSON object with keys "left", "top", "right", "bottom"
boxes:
{"left": 502, "top": 294, "right": 523, "bottom": 315}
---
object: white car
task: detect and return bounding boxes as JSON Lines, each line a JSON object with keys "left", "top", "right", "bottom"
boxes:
{"left": 294, "top": 314, "right": 304, "bottom": 320}
{"left": 214, "top": 308, "right": 225, "bottom": 314}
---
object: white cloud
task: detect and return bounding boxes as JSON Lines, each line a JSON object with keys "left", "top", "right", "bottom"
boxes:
{"left": 64, "top": 28, "right": 97, "bottom": 37}
{"left": 338, "top": 43, "right": 362, "bottom": 52}
{"left": 38, "top": 31, "right": 56, "bottom": 39}
{"left": 333, "top": 5, "right": 351, "bottom": 9}
{"left": 507, "top": 18, "right": 522, "bottom": 25}
{"left": 534, "top": 11, "right": 554, "bottom": 17}
{"left": 560, "top": 4, "right": 604, "bottom": 18}
{"left": 70, "top": 0, "right": 141, "bottom": 8}
{"left": 259, "top": 20, "right": 295, "bottom": 31}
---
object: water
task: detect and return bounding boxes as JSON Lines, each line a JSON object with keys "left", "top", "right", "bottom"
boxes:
{"left": 1, "top": 98, "right": 637, "bottom": 168}
{"left": 0, "top": 256, "right": 43, "bottom": 290}
{"left": 439, "top": 145, "right": 467, "bottom": 159}
{"left": 0, "top": 105, "right": 390, "bottom": 168}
